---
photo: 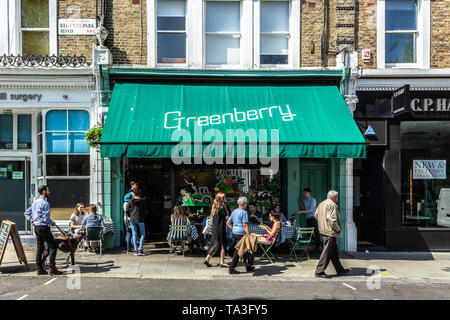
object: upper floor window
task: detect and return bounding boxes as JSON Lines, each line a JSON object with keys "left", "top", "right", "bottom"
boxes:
{"left": 385, "top": 0, "right": 417, "bottom": 64}
{"left": 377, "top": 0, "right": 430, "bottom": 69}
{"left": 147, "top": 0, "right": 300, "bottom": 69}
{"left": 260, "top": 1, "right": 289, "bottom": 65}
{"left": 21, "top": 0, "right": 50, "bottom": 56}
{"left": 205, "top": 1, "right": 241, "bottom": 66}
{"left": 0, "top": 0, "right": 56, "bottom": 56}
{"left": 157, "top": 0, "right": 187, "bottom": 64}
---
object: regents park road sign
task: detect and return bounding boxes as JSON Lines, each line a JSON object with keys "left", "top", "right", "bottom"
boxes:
{"left": 413, "top": 160, "right": 447, "bottom": 180}
{"left": 58, "top": 19, "right": 96, "bottom": 35}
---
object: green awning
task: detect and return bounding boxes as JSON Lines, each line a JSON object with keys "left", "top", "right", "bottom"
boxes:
{"left": 100, "top": 83, "right": 366, "bottom": 158}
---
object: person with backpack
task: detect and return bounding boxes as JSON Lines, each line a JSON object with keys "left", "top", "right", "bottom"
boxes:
{"left": 123, "top": 181, "right": 137, "bottom": 253}
{"left": 126, "top": 186, "right": 149, "bottom": 256}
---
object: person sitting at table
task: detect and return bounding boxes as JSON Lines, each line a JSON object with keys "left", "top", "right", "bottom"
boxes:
{"left": 81, "top": 204, "right": 104, "bottom": 252}
{"left": 168, "top": 205, "right": 189, "bottom": 253}
{"left": 247, "top": 202, "right": 262, "bottom": 225}
{"left": 70, "top": 203, "right": 86, "bottom": 235}
{"left": 253, "top": 211, "right": 282, "bottom": 244}
{"left": 273, "top": 204, "right": 287, "bottom": 224}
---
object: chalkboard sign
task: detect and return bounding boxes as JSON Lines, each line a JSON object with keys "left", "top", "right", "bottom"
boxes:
{"left": 0, "top": 220, "right": 29, "bottom": 270}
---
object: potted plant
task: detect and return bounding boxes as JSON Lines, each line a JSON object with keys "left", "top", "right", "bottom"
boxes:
{"left": 85, "top": 124, "right": 103, "bottom": 151}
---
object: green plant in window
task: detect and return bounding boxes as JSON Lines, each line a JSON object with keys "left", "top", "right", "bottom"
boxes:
{"left": 85, "top": 125, "right": 103, "bottom": 151}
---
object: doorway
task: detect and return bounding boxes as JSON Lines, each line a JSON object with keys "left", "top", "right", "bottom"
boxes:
{"left": 355, "top": 147, "right": 385, "bottom": 247}
{"left": 0, "top": 159, "right": 30, "bottom": 231}
{"left": 297, "top": 160, "right": 329, "bottom": 226}
{"left": 124, "top": 159, "right": 172, "bottom": 241}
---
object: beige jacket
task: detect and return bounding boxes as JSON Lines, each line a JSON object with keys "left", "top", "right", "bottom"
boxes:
{"left": 234, "top": 234, "right": 258, "bottom": 258}
{"left": 314, "top": 198, "right": 342, "bottom": 238}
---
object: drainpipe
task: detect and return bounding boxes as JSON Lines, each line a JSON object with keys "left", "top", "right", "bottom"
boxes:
{"left": 337, "top": 49, "right": 361, "bottom": 252}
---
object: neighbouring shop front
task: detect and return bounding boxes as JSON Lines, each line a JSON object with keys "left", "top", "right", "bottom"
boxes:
{"left": 0, "top": 67, "right": 99, "bottom": 232}
{"left": 355, "top": 83, "right": 450, "bottom": 250}
{"left": 99, "top": 68, "right": 366, "bottom": 250}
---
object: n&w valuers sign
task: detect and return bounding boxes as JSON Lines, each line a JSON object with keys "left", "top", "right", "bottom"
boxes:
{"left": 413, "top": 160, "right": 447, "bottom": 179}
{"left": 58, "top": 19, "right": 96, "bottom": 35}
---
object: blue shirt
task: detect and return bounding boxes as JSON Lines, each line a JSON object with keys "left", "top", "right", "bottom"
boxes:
{"left": 247, "top": 209, "right": 262, "bottom": 224}
{"left": 124, "top": 192, "right": 133, "bottom": 202}
{"left": 82, "top": 213, "right": 104, "bottom": 227}
{"left": 228, "top": 208, "right": 248, "bottom": 236}
{"left": 304, "top": 196, "right": 317, "bottom": 219}
{"left": 24, "top": 197, "right": 54, "bottom": 226}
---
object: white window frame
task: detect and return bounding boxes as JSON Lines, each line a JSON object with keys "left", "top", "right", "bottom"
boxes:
{"left": 203, "top": 0, "right": 246, "bottom": 69}
{"left": 254, "top": 0, "right": 300, "bottom": 69}
{"left": 42, "top": 109, "right": 90, "bottom": 180}
{"left": 147, "top": 0, "right": 300, "bottom": 69}
{"left": 0, "top": 112, "right": 32, "bottom": 151}
{"left": 15, "top": 0, "right": 57, "bottom": 56}
{"left": 377, "top": 0, "right": 430, "bottom": 69}
{"left": 150, "top": 0, "right": 189, "bottom": 68}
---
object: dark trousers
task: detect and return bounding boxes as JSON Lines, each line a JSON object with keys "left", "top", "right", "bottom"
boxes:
{"left": 315, "top": 235, "right": 344, "bottom": 275}
{"left": 35, "top": 226, "right": 57, "bottom": 269}
{"left": 306, "top": 217, "right": 322, "bottom": 249}
{"left": 229, "top": 234, "right": 254, "bottom": 270}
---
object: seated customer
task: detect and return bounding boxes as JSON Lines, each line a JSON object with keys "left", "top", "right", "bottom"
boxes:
{"left": 254, "top": 211, "right": 281, "bottom": 243}
{"left": 70, "top": 203, "right": 86, "bottom": 234}
{"left": 273, "top": 204, "right": 287, "bottom": 224}
{"left": 81, "top": 204, "right": 104, "bottom": 252}
{"left": 247, "top": 202, "right": 262, "bottom": 224}
{"left": 168, "top": 206, "right": 188, "bottom": 252}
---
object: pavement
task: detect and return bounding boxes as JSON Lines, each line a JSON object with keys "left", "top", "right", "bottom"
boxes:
{"left": 1, "top": 241, "right": 450, "bottom": 284}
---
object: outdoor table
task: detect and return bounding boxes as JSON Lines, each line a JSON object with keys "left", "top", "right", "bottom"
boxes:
{"left": 225, "top": 224, "right": 297, "bottom": 241}
{"left": 187, "top": 224, "right": 199, "bottom": 241}
{"left": 103, "top": 221, "right": 116, "bottom": 238}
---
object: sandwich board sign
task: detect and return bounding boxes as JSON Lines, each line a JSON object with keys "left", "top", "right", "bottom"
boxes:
{"left": 0, "top": 220, "right": 29, "bottom": 270}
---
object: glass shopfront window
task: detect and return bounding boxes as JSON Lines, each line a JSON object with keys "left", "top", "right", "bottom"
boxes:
{"left": 401, "top": 121, "right": 450, "bottom": 228}
{"left": 40, "top": 110, "right": 91, "bottom": 219}
{"left": 176, "top": 167, "right": 282, "bottom": 220}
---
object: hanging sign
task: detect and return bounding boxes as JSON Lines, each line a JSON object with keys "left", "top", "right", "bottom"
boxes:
{"left": 391, "top": 85, "right": 410, "bottom": 116}
{"left": 413, "top": 160, "right": 446, "bottom": 180}
{"left": 0, "top": 220, "right": 29, "bottom": 270}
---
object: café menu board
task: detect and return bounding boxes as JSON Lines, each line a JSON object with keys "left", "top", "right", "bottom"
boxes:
{"left": 0, "top": 220, "right": 29, "bottom": 270}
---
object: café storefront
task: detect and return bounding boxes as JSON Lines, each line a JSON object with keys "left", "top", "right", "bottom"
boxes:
{"left": 99, "top": 68, "right": 366, "bottom": 251}
{"left": 355, "top": 79, "right": 450, "bottom": 251}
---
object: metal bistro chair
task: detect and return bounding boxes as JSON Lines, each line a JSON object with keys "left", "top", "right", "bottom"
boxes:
{"left": 168, "top": 224, "right": 188, "bottom": 256}
{"left": 83, "top": 226, "right": 104, "bottom": 257}
{"left": 289, "top": 227, "right": 314, "bottom": 261}
{"left": 258, "top": 230, "right": 281, "bottom": 264}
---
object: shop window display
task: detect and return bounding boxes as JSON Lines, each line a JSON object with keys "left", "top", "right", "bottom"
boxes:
{"left": 176, "top": 167, "right": 281, "bottom": 222}
{"left": 401, "top": 121, "right": 450, "bottom": 228}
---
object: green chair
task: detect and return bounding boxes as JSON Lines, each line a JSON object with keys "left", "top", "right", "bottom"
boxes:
{"left": 83, "top": 226, "right": 103, "bottom": 257}
{"left": 289, "top": 227, "right": 314, "bottom": 261}
{"left": 257, "top": 231, "right": 280, "bottom": 264}
{"left": 168, "top": 224, "right": 188, "bottom": 256}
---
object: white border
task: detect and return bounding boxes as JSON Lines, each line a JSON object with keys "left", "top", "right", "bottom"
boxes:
{"left": 377, "top": 0, "right": 430, "bottom": 69}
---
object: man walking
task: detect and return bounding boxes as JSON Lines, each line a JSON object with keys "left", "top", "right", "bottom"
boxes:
{"left": 293, "top": 188, "right": 321, "bottom": 251}
{"left": 314, "top": 190, "right": 350, "bottom": 278}
{"left": 24, "top": 185, "right": 63, "bottom": 275}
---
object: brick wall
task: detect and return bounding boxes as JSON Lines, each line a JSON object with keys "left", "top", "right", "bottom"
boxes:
{"left": 56, "top": 0, "right": 449, "bottom": 69}
{"left": 431, "top": 0, "right": 450, "bottom": 68}
{"left": 57, "top": 1, "right": 98, "bottom": 62}
{"left": 356, "top": 0, "right": 377, "bottom": 68}
{"left": 104, "top": 0, "right": 147, "bottom": 65}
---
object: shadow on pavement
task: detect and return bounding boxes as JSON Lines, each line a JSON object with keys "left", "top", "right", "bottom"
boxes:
{"left": 251, "top": 264, "right": 296, "bottom": 277}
